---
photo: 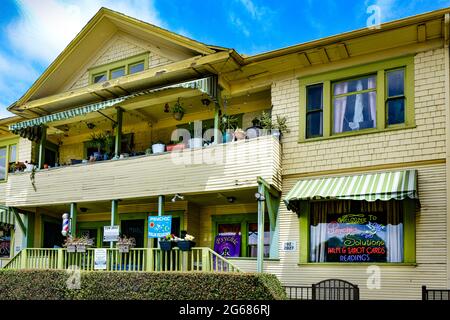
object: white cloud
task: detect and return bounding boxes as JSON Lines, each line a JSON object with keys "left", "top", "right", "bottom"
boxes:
{"left": 8, "top": 0, "right": 163, "bottom": 64}
{"left": 229, "top": 13, "right": 250, "bottom": 37}
{"left": 0, "top": 0, "right": 162, "bottom": 118}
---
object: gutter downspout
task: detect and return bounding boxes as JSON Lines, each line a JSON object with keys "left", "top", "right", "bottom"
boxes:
{"left": 444, "top": 13, "right": 450, "bottom": 289}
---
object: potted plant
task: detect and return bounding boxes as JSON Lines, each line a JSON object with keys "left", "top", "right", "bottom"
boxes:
{"left": 166, "top": 138, "right": 186, "bottom": 152}
{"left": 171, "top": 98, "right": 185, "bottom": 121}
{"left": 63, "top": 236, "right": 94, "bottom": 253}
{"left": 116, "top": 236, "right": 136, "bottom": 253}
{"left": 272, "top": 115, "right": 290, "bottom": 139}
{"left": 151, "top": 140, "right": 166, "bottom": 154}
{"left": 220, "top": 114, "right": 239, "bottom": 143}
{"left": 177, "top": 234, "right": 196, "bottom": 251}
{"left": 87, "top": 132, "right": 108, "bottom": 160}
{"left": 234, "top": 128, "right": 246, "bottom": 141}
{"left": 159, "top": 234, "right": 177, "bottom": 251}
{"left": 259, "top": 111, "right": 274, "bottom": 136}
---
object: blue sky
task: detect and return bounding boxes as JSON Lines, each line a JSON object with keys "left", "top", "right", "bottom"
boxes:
{"left": 1, "top": 0, "right": 449, "bottom": 118}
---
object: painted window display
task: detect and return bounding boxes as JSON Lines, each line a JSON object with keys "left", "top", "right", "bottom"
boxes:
{"left": 310, "top": 200, "right": 404, "bottom": 263}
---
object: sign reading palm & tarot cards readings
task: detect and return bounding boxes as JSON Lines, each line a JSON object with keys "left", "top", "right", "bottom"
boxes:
{"left": 325, "top": 212, "right": 388, "bottom": 262}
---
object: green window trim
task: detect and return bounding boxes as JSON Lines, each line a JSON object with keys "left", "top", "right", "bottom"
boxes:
{"left": 299, "top": 56, "right": 415, "bottom": 143}
{"left": 298, "top": 199, "right": 416, "bottom": 265}
{"left": 89, "top": 52, "right": 149, "bottom": 85}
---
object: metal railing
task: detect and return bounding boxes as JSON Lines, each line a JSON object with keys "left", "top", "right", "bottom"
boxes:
{"left": 284, "top": 279, "right": 359, "bottom": 300}
{"left": 422, "top": 286, "right": 450, "bottom": 300}
{"left": 3, "top": 247, "right": 242, "bottom": 273}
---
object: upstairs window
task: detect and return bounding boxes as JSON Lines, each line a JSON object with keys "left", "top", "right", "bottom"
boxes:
{"left": 110, "top": 67, "right": 125, "bottom": 79}
{"left": 299, "top": 56, "right": 414, "bottom": 141}
{"left": 306, "top": 84, "right": 323, "bottom": 138}
{"left": 386, "top": 68, "right": 405, "bottom": 125}
{"left": 92, "top": 72, "right": 107, "bottom": 84}
{"left": 89, "top": 53, "right": 148, "bottom": 84}
{"left": 333, "top": 75, "right": 377, "bottom": 134}
{"left": 129, "top": 61, "right": 145, "bottom": 74}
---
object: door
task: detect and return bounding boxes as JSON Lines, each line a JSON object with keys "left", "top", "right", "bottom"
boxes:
{"left": 42, "top": 221, "right": 64, "bottom": 248}
{"left": 121, "top": 219, "right": 145, "bottom": 247}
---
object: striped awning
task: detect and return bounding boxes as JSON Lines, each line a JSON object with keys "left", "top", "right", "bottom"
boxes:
{"left": 284, "top": 170, "right": 418, "bottom": 212}
{"left": 9, "top": 76, "right": 218, "bottom": 131}
{"left": 0, "top": 206, "right": 14, "bottom": 226}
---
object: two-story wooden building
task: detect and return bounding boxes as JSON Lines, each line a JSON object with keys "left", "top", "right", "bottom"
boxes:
{"left": 1, "top": 7, "right": 450, "bottom": 299}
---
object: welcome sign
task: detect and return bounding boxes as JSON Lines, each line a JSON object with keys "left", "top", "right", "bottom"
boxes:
{"left": 214, "top": 233, "right": 241, "bottom": 257}
{"left": 148, "top": 216, "right": 172, "bottom": 238}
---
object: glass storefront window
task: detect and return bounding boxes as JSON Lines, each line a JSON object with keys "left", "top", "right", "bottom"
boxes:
{"left": 310, "top": 200, "right": 404, "bottom": 263}
{"left": 0, "top": 226, "right": 11, "bottom": 258}
{"left": 247, "top": 223, "right": 270, "bottom": 258}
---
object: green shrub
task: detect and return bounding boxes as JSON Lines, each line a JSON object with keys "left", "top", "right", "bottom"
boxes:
{"left": 0, "top": 270, "right": 286, "bottom": 300}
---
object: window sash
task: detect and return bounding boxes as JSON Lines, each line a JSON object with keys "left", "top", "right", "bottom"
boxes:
{"left": 299, "top": 56, "right": 414, "bottom": 142}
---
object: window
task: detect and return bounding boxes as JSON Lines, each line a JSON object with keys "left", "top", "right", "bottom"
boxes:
{"left": 0, "top": 147, "right": 6, "bottom": 180}
{"left": 129, "top": 61, "right": 145, "bottom": 74}
{"left": 247, "top": 222, "right": 270, "bottom": 258}
{"left": 333, "top": 75, "right": 377, "bottom": 133}
{"left": 308, "top": 200, "right": 409, "bottom": 263}
{"left": 213, "top": 214, "right": 271, "bottom": 258}
{"left": 386, "top": 68, "right": 405, "bottom": 125}
{"left": 0, "top": 226, "right": 11, "bottom": 258}
{"left": 89, "top": 53, "right": 148, "bottom": 84}
{"left": 0, "top": 141, "right": 18, "bottom": 180}
{"left": 110, "top": 67, "right": 125, "bottom": 79}
{"left": 306, "top": 84, "right": 323, "bottom": 138}
{"left": 299, "top": 56, "right": 414, "bottom": 141}
{"left": 92, "top": 73, "right": 107, "bottom": 84}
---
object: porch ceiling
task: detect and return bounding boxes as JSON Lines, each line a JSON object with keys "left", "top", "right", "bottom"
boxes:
{"left": 29, "top": 188, "right": 258, "bottom": 216}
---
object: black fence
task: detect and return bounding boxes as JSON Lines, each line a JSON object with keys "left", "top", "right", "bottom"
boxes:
{"left": 422, "top": 286, "right": 450, "bottom": 300}
{"left": 284, "top": 279, "right": 359, "bottom": 300}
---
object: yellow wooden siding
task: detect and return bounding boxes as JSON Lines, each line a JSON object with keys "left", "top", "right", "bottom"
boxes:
{"left": 0, "top": 183, "right": 5, "bottom": 203}
{"left": 229, "top": 164, "right": 447, "bottom": 300}
{"left": 5, "top": 135, "right": 281, "bottom": 207}
{"left": 271, "top": 48, "right": 447, "bottom": 176}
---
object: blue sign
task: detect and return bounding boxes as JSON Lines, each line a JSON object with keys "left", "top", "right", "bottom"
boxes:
{"left": 148, "top": 216, "right": 172, "bottom": 238}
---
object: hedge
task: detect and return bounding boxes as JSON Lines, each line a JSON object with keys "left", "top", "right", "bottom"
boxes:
{"left": 0, "top": 270, "right": 287, "bottom": 300}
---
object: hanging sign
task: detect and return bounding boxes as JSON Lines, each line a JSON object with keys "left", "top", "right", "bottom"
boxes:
{"left": 94, "top": 248, "right": 107, "bottom": 270}
{"left": 103, "top": 225, "right": 120, "bottom": 242}
{"left": 214, "top": 233, "right": 241, "bottom": 257}
{"left": 148, "top": 216, "right": 172, "bottom": 238}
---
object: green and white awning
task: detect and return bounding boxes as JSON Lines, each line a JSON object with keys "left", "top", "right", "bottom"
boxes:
{"left": 0, "top": 206, "right": 14, "bottom": 226}
{"left": 284, "top": 170, "right": 418, "bottom": 211}
{"left": 9, "top": 76, "right": 218, "bottom": 131}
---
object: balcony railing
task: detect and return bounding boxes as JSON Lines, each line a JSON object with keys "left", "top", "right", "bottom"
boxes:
{"left": 5, "top": 135, "right": 282, "bottom": 207}
{"left": 3, "top": 247, "right": 242, "bottom": 273}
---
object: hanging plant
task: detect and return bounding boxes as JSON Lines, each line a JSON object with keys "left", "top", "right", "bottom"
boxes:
{"left": 171, "top": 98, "right": 185, "bottom": 121}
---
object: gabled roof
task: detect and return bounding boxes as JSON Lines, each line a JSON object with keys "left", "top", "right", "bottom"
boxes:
{"left": 9, "top": 7, "right": 224, "bottom": 111}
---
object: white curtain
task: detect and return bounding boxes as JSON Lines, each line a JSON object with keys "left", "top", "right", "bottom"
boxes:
{"left": 333, "top": 82, "right": 348, "bottom": 133}
{"left": 310, "top": 223, "right": 327, "bottom": 262}
{"left": 349, "top": 80, "right": 364, "bottom": 130}
{"left": 386, "top": 204, "right": 404, "bottom": 262}
{"left": 368, "top": 77, "right": 377, "bottom": 127}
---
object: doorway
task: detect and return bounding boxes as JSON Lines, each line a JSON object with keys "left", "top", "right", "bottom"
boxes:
{"left": 42, "top": 220, "right": 64, "bottom": 248}
{"left": 121, "top": 219, "right": 145, "bottom": 247}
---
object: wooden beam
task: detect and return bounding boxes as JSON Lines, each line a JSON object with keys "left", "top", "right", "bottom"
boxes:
{"left": 257, "top": 182, "right": 265, "bottom": 273}
{"left": 298, "top": 52, "right": 311, "bottom": 67}
{"left": 318, "top": 47, "right": 330, "bottom": 63}
{"left": 12, "top": 208, "right": 27, "bottom": 235}
{"left": 114, "top": 107, "right": 123, "bottom": 157}
{"left": 418, "top": 24, "right": 427, "bottom": 42}
{"left": 38, "top": 125, "right": 47, "bottom": 169}
{"left": 337, "top": 43, "right": 350, "bottom": 59}
{"left": 257, "top": 176, "right": 281, "bottom": 196}
{"left": 70, "top": 203, "right": 77, "bottom": 237}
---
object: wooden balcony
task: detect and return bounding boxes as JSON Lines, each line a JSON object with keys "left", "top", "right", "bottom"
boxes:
{"left": 3, "top": 247, "right": 241, "bottom": 272}
{"left": 4, "top": 135, "right": 281, "bottom": 207}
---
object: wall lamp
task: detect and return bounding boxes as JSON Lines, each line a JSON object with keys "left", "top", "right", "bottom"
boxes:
{"left": 254, "top": 192, "right": 265, "bottom": 201}
{"left": 171, "top": 193, "right": 184, "bottom": 202}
